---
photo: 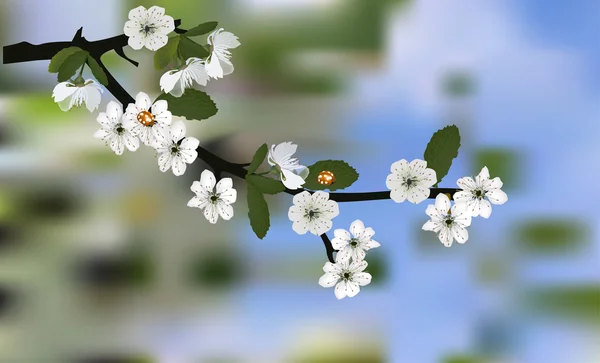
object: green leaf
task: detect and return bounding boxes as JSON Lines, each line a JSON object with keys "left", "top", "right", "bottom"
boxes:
{"left": 525, "top": 285, "right": 600, "bottom": 324}
{"left": 57, "top": 49, "right": 89, "bottom": 82}
{"left": 178, "top": 35, "right": 210, "bottom": 60}
{"left": 246, "top": 174, "right": 285, "bottom": 195}
{"left": 48, "top": 46, "right": 83, "bottom": 73}
{"left": 154, "top": 36, "right": 181, "bottom": 70}
{"left": 423, "top": 125, "right": 461, "bottom": 186}
{"left": 247, "top": 144, "right": 268, "bottom": 174}
{"left": 155, "top": 89, "right": 218, "bottom": 121}
{"left": 302, "top": 160, "right": 359, "bottom": 191}
{"left": 246, "top": 183, "right": 270, "bottom": 239}
{"left": 86, "top": 56, "right": 108, "bottom": 86}
{"left": 185, "top": 21, "right": 218, "bottom": 37}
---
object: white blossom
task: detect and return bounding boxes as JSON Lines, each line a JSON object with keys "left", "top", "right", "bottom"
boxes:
{"left": 93, "top": 101, "right": 139, "bottom": 155}
{"left": 454, "top": 166, "right": 508, "bottom": 218}
{"left": 331, "top": 220, "right": 380, "bottom": 263}
{"left": 123, "top": 92, "right": 172, "bottom": 147}
{"left": 52, "top": 79, "right": 102, "bottom": 112}
{"left": 155, "top": 121, "right": 199, "bottom": 176}
{"left": 318, "top": 258, "right": 372, "bottom": 300}
{"left": 205, "top": 28, "right": 241, "bottom": 79}
{"left": 386, "top": 159, "right": 437, "bottom": 204}
{"left": 288, "top": 191, "right": 339, "bottom": 235}
{"left": 187, "top": 170, "right": 237, "bottom": 224}
{"left": 159, "top": 57, "right": 209, "bottom": 97}
{"left": 267, "top": 141, "right": 309, "bottom": 190}
{"left": 123, "top": 5, "right": 175, "bottom": 51}
{"left": 422, "top": 193, "right": 472, "bottom": 247}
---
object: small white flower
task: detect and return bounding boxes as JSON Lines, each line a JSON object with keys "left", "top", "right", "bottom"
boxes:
{"left": 123, "top": 91, "right": 172, "bottom": 147}
{"left": 123, "top": 5, "right": 175, "bottom": 51}
{"left": 155, "top": 121, "right": 199, "bottom": 176}
{"left": 52, "top": 79, "right": 103, "bottom": 112}
{"left": 159, "top": 57, "right": 210, "bottom": 97}
{"left": 187, "top": 170, "right": 237, "bottom": 224}
{"left": 318, "top": 258, "right": 372, "bottom": 300}
{"left": 454, "top": 166, "right": 508, "bottom": 218}
{"left": 386, "top": 159, "right": 437, "bottom": 204}
{"left": 267, "top": 141, "right": 309, "bottom": 190}
{"left": 331, "top": 220, "right": 381, "bottom": 263}
{"left": 288, "top": 191, "right": 339, "bottom": 236}
{"left": 93, "top": 101, "right": 139, "bottom": 155}
{"left": 422, "top": 193, "right": 472, "bottom": 247}
{"left": 205, "top": 28, "right": 241, "bottom": 79}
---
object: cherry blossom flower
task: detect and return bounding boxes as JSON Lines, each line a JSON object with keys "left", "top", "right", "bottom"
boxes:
{"left": 331, "top": 220, "right": 380, "bottom": 263}
{"left": 422, "top": 193, "right": 472, "bottom": 247}
{"left": 123, "top": 5, "right": 175, "bottom": 51}
{"left": 386, "top": 158, "right": 437, "bottom": 204}
{"left": 123, "top": 91, "right": 172, "bottom": 147}
{"left": 318, "top": 258, "right": 372, "bottom": 299}
{"left": 159, "top": 57, "right": 209, "bottom": 97}
{"left": 187, "top": 170, "right": 237, "bottom": 224}
{"left": 93, "top": 101, "right": 139, "bottom": 155}
{"left": 205, "top": 28, "right": 241, "bottom": 79}
{"left": 155, "top": 121, "right": 199, "bottom": 176}
{"left": 454, "top": 166, "right": 508, "bottom": 218}
{"left": 267, "top": 142, "right": 309, "bottom": 190}
{"left": 288, "top": 191, "right": 339, "bottom": 235}
{"left": 52, "top": 79, "right": 103, "bottom": 112}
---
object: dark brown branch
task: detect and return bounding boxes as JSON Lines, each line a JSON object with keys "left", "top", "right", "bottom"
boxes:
{"left": 321, "top": 233, "right": 337, "bottom": 263}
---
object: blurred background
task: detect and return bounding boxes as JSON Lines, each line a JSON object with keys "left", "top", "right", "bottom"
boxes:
{"left": 0, "top": 0, "right": 599, "bottom": 362}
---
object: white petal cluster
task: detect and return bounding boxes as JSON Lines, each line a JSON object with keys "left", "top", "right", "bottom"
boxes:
{"left": 52, "top": 79, "right": 103, "bottom": 112}
{"left": 454, "top": 166, "right": 508, "bottom": 218}
{"left": 160, "top": 57, "right": 209, "bottom": 97}
{"left": 123, "top": 92, "right": 172, "bottom": 147}
{"left": 288, "top": 191, "right": 339, "bottom": 235}
{"left": 124, "top": 6, "right": 175, "bottom": 51}
{"left": 318, "top": 259, "right": 372, "bottom": 300}
{"left": 386, "top": 159, "right": 437, "bottom": 204}
{"left": 268, "top": 142, "right": 309, "bottom": 190}
{"left": 188, "top": 170, "right": 237, "bottom": 224}
{"left": 331, "top": 220, "right": 380, "bottom": 263}
{"left": 422, "top": 193, "right": 472, "bottom": 247}
{"left": 155, "top": 121, "right": 200, "bottom": 176}
{"left": 205, "top": 28, "right": 241, "bottom": 79}
{"left": 93, "top": 101, "right": 139, "bottom": 155}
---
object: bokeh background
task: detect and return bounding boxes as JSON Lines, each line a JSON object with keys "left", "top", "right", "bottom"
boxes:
{"left": 0, "top": 0, "right": 599, "bottom": 362}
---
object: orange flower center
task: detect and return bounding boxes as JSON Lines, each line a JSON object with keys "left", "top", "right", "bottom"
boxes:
{"left": 136, "top": 111, "right": 155, "bottom": 127}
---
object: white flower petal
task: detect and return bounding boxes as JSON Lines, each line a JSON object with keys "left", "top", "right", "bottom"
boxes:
{"left": 422, "top": 220, "right": 438, "bottom": 231}
{"left": 52, "top": 82, "right": 77, "bottom": 102}
{"left": 453, "top": 191, "right": 473, "bottom": 203}
{"left": 333, "top": 228, "right": 351, "bottom": 241}
{"left": 200, "top": 169, "right": 216, "bottom": 190}
{"left": 280, "top": 169, "right": 305, "bottom": 189}
{"left": 457, "top": 176, "right": 477, "bottom": 191}
{"left": 158, "top": 152, "right": 173, "bottom": 172}
{"left": 308, "top": 218, "right": 332, "bottom": 236}
{"left": 407, "top": 186, "right": 430, "bottom": 204}
{"left": 123, "top": 20, "right": 141, "bottom": 37}
{"left": 292, "top": 191, "right": 312, "bottom": 207}
{"left": 128, "top": 34, "right": 146, "bottom": 50}
{"left": 145, "top": 33, "right": 168, "bottom": 51}
{"left": 486, "top": 177, "right": 504, "bottom": 190}
{"left": 123, "top": 132, "right": 140, "bottom": 151}
{"left": 216, "top": 178, "right": 233, "bottom": 194}
{"left": 187, "top": 60, "right": 210, "bottom": 86}
{"left": 172, "top": 157, "right": 187, "bottom": 176}
{"left": 93, "top": 128, "right": 109, "bottom": 140}
{"left": 135, "top": 92, "right": 153, "bottom": 111}
{"left": 353, "top": 272, "right": 372, "bottom": 286}
{"left": 351, "top": 248, "right": 367, "bottom": 262}
{"left": 187, "top": 196, "right": 208, "bottom": 209}
{"left": 390, "top": 159, "right": 409, "bottom": 174}
{"left": 109, "top": 135, "right": 125, "bottom": 155}
{"left": 335, "top": 248, "right": 352, "bottom": 263}
{"left": 438, "top": 227, "right": 453, "bottom": 247}
{"left": 205, "top": 54, "right": 223, "bottom": 79}
{"left": 389, "top": 186, "right": 407, "bottom": 203}
{"left": 486, "top": 189, "right": 508, "bottom": 205}
{"left": 479, "top": 199, "right": 492, "bottom": 218}
{"left": 323, "top": 262, "right": 342, "bottom": 274}
{"left": 434, "top": 193, "right": 451, "bottom": 214}
{"left": 320, "top": 200, "right": 339, "bottom": 219}
{"left": 218, "top": 188, "right": 237, "bottom": 205}
{"left": 128, "top": 6, "right": 147, "bottom": 22}
{"left": 349, "top": 220, "right": 365, "bottom": 237}
{"left": 478, "top": 166, "right": 490, "bottom": 181}
{"left": 160, "top": 69, "right": 182, "bottom": 94}
{"left": 334, "top": 281, "right": 348, "bottom": 299}
{"left": 451, "top": 225, "right": 469, "bottom": 244}
{"left": 292, "top": 219, "right": 309, "bottom": 235}
{"left": 84, "top": 83, "right": 102, "bottom": 112}
{"left": 204, "top": 204, "right": 219, "bottom": 224}
{"left": 344, "top": 281, "right": 360, "bottom": 297}
{"left": 169, "top": 121, "right": 186, "bottom": 142}
{"left": 216, "top": 201, "right": 234, "bottom": 220}
{"left": 318, "top": 273, "right": 339, "bottom": 288}
{"left": 349, "top": 260, "right": 368, "bottom": 273}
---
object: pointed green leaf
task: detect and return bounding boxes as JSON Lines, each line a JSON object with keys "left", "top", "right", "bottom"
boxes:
{"left": 86, "top": 56, "right": 108, "bottom": 86}
{"left": 302, "top": 160, "right": 358, "bottom": 191}
{"left": 185, "top": 21, "right": 218, "bottom": 37}
{"left": 57, "top": 49, "right": 89, "bottom": 82}
{"left": 246, "top": 183, "right": 270, "bottom": 239}
{"left": 48, "top": 46, "right": 83, "bottom": 73}
{"left": 154, "top": 36, "right": 181, "bottom": 70}
{"left": 155, "top": 89, "right": 218, "bottom": 121}
{"left": 246, "top": 174, "right": 285, "bottom": 195}
{"left": 178, "top": 35, "right": 209, "bottom": 60}
{"left": 423, "top": 125, "right": 461, "bottom": 186}
{"left": 247, "top": 144, "right": 268, "bottom": 175}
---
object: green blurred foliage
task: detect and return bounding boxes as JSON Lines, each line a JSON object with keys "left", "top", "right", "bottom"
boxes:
{"left": 473, "top": 148, "right": 520, "bottom": 191}
{"left": 442, "top": 71, "right": 476, "bottom": 98}
{"left": 513, "top": 218, "right": 589, "bottom": 254}
{"left": 475, "top": 253, "right": 511, "bottom": 284}
{"left": 441, "top": 355, "right": 485, "bottom": 363}
{"left": 188, "top": 248, "right": 245, "bottom": 289}
{"left": 524, "top": 284, "right": 600, "bottom": 325}
{"left": 293, "top": 352, "right": 385, "bottom": 363}
{"left": 365, "top": 251, "right": 387, "bottom": 285}
{"left": 10, "top": 94, "right": 83, "bottom": 126}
